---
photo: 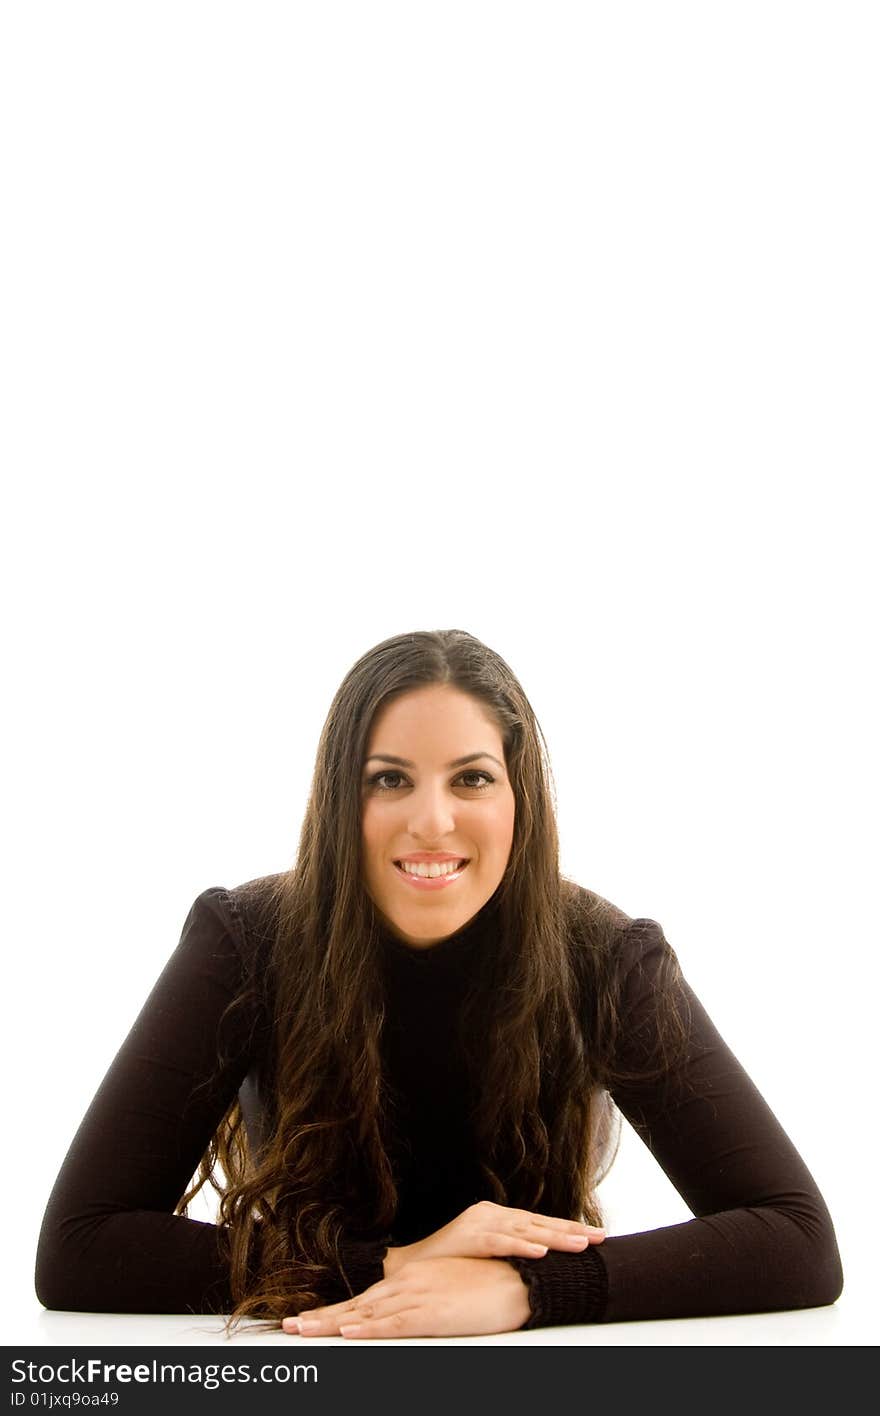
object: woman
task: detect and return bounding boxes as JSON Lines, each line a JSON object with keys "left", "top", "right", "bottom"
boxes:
{"left": 35, "top": 629, "right": 843, "bottom": 1337}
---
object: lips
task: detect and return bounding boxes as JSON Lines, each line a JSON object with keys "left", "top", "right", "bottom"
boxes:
{"left": 391, "top": 859, "right": 471, "bottom": 891}
{"left": 393, "top": 859, "right": 469, "bottom": 872}
{"left": 394, "top": 855, "right": 470, "bottom": 865}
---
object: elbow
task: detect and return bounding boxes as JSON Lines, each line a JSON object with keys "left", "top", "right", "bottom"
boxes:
{"left": 35, "top": 1261, "right": 70, "bottom": 1314}
{"left": 34, "top": 1219, "right": 80, "bottom": 1312}
{"left": 35, "top": 1210, "right": 105, "bottom": 1314}
{"left": 35, "top": 1273, "right": 75, "bottom": 1314}
{"left": 778, "top": 1194, "right": 845, "bottom": 1311}
{"left": 805, "top": 1233, "right": 844, "bottom": 1310}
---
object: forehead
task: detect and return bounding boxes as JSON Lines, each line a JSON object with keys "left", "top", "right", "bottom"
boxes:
{"left": 366, "top": 685, "right": 502, "bottom": 748}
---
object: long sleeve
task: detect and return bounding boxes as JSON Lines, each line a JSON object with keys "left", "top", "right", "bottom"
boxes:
{"left": 509, "top": 918, "right": 844, "bottom": 1327}
{"left": 34, "top": 887, "right": 386, "bottom": 1314}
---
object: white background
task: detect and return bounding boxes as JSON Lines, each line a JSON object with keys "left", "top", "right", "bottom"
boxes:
{"left": 3, "top": 2, "right": 876, "bottom": 1346}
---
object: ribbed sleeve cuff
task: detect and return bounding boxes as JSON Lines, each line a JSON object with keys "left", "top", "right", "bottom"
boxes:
{"left": 505, "top": 1246, "right": 609, "bottom": 1329}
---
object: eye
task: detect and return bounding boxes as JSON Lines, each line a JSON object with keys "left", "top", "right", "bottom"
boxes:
{"left": 366, "top": 770, "right": 495, "bottom": 793}
{"left": 459, "top": 771, "right": 494, "bottom": 791}
{"left": 368, "top": 771, "right": 405, "bottom": 791}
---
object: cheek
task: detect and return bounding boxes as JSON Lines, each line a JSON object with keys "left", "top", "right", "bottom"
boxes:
{"left": 479, "top": 802, "right": 516, "bottom": 854}
{"left": 497, "top": 806, "right": 516, "bottom": 859}
{"left": 361, "top": 808, "right": 380, "bottom": 859}
{"left": 362, "top": 804, "right": 397, "bottom": 861}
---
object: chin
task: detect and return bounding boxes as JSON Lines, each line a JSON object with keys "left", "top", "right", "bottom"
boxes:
{"left": 397, "top": 901, "right": 481, "bottom": 938}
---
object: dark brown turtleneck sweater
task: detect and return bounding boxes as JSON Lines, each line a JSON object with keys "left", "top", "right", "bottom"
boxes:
{"left": 34, "top": 880, "right": 843, "bottom": 1325}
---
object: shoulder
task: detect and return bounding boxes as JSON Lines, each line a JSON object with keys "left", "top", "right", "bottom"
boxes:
{"left": 561, "top": 876, "right": 632, "bottom": 932}
{"left": 559, "top": 882, "right": 698, "bottom": 1092}
{"left": 560, "top": 881, "right": 685, "bottom": 1046}
{"left": 560, "top": 878, "right": 632, "bottom": 966}
{"left": 183, "top": 873, "right": 284, "bottom": 972}
{"left": 562, "top": 877, "right": 671, "bottom": 961}
{"left": 561, "top": 877, "right": 667, "bottom": 979}
{"left": 226, "top": 871, "right": 285, "bottom": 928}
{"left": 616, "top": 915, "right": 678, "bottom": 986}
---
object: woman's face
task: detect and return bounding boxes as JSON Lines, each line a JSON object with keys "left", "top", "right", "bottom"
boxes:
{"left": 361, "top": 683, "right": 516, "bottom": 949}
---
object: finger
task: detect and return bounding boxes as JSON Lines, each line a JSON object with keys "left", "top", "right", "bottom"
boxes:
{"left": 283, "top": 1303, "right": 356, "bottom": 1330}
{"left": 283, "top": 1310, "right": 359, "bottom": 1335}
{"left": 284, "top": 1283, "right": 404, "bottom": 1335}
{"left": 293, "top": 1278, "right": 394, "bottom": 1319}
{"left": 338, "top": 1305, "right": 426, "bottom": 1339}
{"left": 507, "top": 1214, "right": 605, "bottom": 1244}
{"left": 287, "top": 1300, "right": 411, "bottom": 1337}
{"left": 528, "top": 1222, "right": 605, "bottom": 1249}
{"left": 509, "top": 1208, "right": 605, "bottom": 1235}
{"left": 483, "top": 1230, "right": 554, "bottom": 1258}
{"left": 478, "top": 1229, "right": 596, "bottom": 1259}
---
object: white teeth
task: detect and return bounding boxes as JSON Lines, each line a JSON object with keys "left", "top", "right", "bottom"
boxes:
{"left": 397, "top": 859, "right": 467, "bottom": 878}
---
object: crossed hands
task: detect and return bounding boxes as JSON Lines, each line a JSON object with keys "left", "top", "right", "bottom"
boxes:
{"left": 281, "top": 1200, "right": 605, "bottom": 1340}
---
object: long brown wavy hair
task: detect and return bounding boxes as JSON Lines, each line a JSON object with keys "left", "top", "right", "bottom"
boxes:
{"left": 175, "top": 628, "right": 690, "bottom": 1335}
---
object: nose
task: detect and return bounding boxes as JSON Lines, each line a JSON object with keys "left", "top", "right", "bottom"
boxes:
{"left": 406, "top": 780, "right": 457, "bottom": 842}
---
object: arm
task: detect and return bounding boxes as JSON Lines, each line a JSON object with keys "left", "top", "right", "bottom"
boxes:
{"left": 35, "top": 888, "right": 252, "bottom": 1314}
{"left": 34, "top": 887, "right": 386, "bottom": 1314}
{"left": 508, "top": 919, "right": 844, "bottom": 1327}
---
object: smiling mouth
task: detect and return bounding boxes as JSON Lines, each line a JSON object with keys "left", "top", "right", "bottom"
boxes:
{"left": 393, "top": 859, "right": 470, "bottom": 876}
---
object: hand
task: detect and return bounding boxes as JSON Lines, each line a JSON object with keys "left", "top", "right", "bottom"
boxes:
{"left": 383, "top": 1199, "right": 605, "bottom": 1276}
{"left": 282, "top": 1256, "right": 531, "bottom": 1339}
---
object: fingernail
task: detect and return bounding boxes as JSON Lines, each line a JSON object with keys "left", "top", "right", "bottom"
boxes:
{"left": 340, "top": 1324, "right": 362, "bottom": 1337}
{"left": 282, "top": 1318, "right": 300, "bottom": 1332}
{"left": 298, "top": 1320, "right": 321, "bottom": 1333}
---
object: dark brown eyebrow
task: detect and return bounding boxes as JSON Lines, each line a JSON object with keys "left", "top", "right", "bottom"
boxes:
{"left": 364, "top": 752, "right": 505, "bottom": 771}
